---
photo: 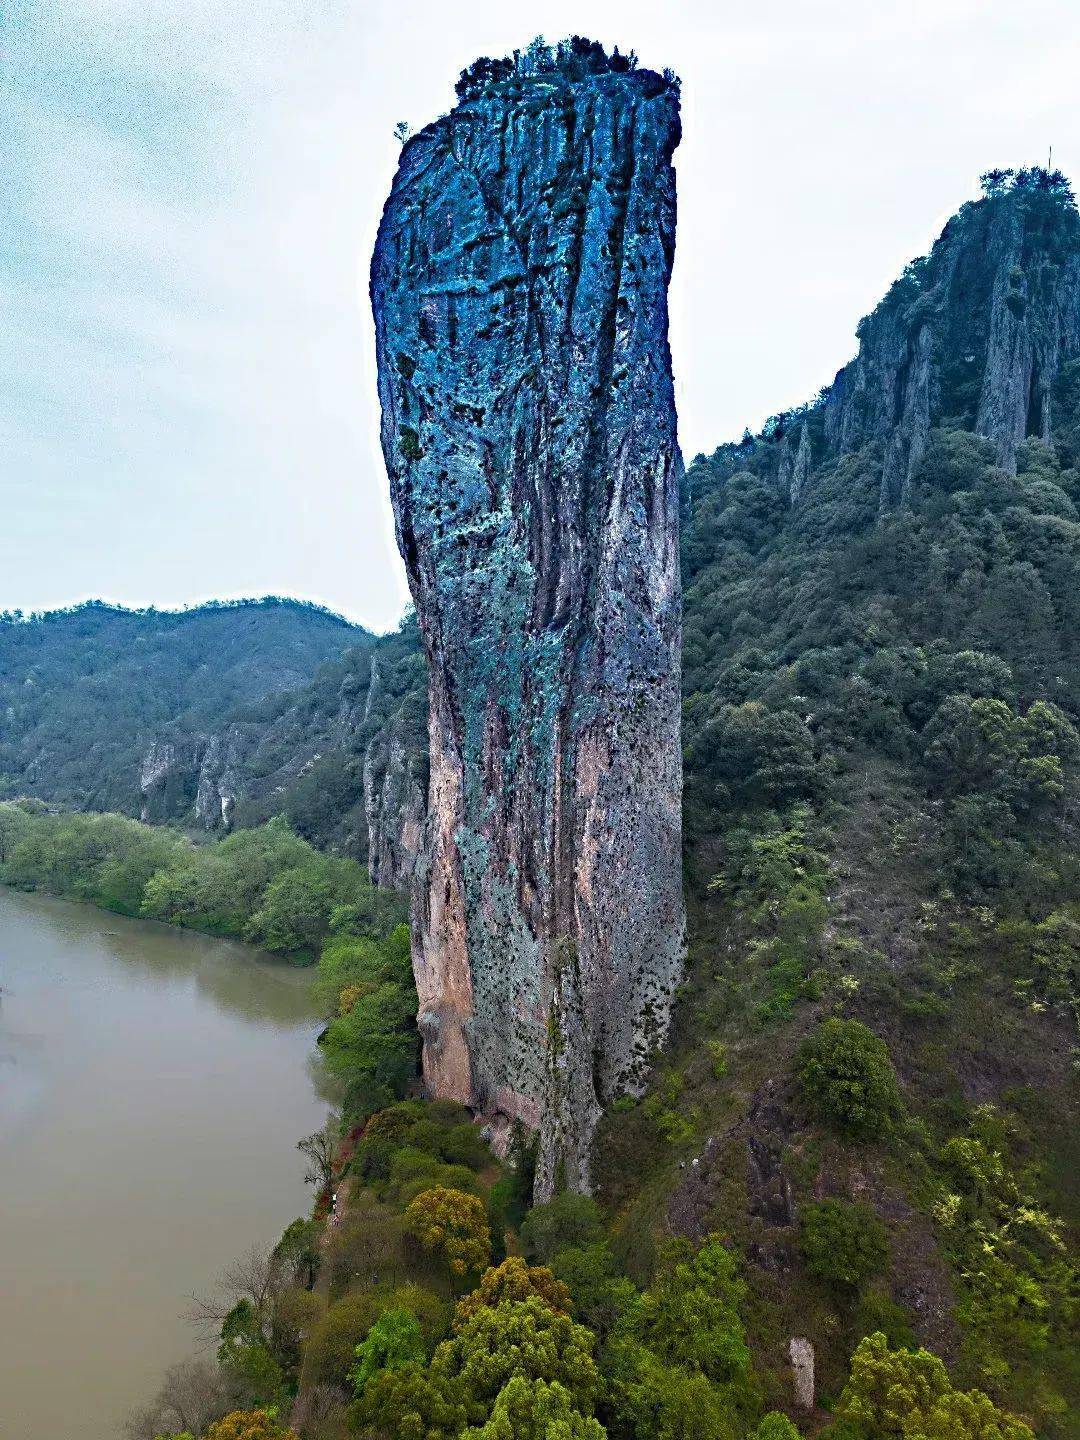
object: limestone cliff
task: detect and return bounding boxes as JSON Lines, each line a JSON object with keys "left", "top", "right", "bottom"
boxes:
{"left": 692, "top": 171, "right": 1080, "bottom": 515}
{"left": 371, "top": 41, "right": 685, "bottom": 1194}
{"left": 823, "top": 171, "right": 1080, "bottom": 506}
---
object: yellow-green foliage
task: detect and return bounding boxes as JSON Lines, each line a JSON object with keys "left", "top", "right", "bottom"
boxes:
{"left": 461, "top": 1376, "right": 606, "bottom": 1440}
{"left": 315, "top": 927, "right": 418, "bottom": 1119}
{"left": 452, "top": 1258, "right": 571, "bottom": 1330}
{"left": 0, "top": 804, "right": 401, "bottom": 956}
{"left": 837, "top": 1331, "right": 1035, "bottom": 1440}
{"left": 931, "top": 1108, "right": 1076, "bottom": 1393}
{"left": 405, "top": 1187, "right": 493, "bottom": 1278}
{"left": 204, "top": 1412, "right": 296, "bottom": 1440}
{"left": 436, "top": 1296, "right": 603, "bottom": 1422}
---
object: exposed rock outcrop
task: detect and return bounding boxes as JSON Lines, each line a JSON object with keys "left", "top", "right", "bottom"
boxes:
{"left": 363, "top": 718, "right": 425, "bottom": 891}
{"left": 789, "top": 423, "right": 811, "bottom": 503}
{"left": 690, "top": 174, "right": 1080, "bottom": 516}
{"left": 371, "top": 43, "right": 685, "bottom": 1193}
{"left": 789, "top": 1337, "right": 815, "bottom": 1411}
{"left": 194, "top": 726, "right": 245, "bottom": 829}
{"left": 139, "top": 740, "right": 183, "bottom": 822}
{"left": 139, "top": 728, "right": 244, "bottom": 829}
{"left": 135, "top": 626, "right": 428, "bottom": 889}
{"left": 823, "top": 175, "right": 1080, "bottom": 504}
{"left": 139, "top": 737, "right": 202, "bottom": 822}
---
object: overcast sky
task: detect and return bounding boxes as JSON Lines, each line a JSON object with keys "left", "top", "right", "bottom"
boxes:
{"left": 3, "top": 0, "right": 1077, "bottom": 631}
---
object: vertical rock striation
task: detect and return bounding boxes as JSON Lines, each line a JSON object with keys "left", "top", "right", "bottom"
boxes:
{"left": 823, "top": 174, "right": 1080, "bottom": 506}
{"left": 371, "top": 43, "right": 685, "bottom": 1194}
{"left": 697, "top": 173, "right": 1080, "bottom": 516}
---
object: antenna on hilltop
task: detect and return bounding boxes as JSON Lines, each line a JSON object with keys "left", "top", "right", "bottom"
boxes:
{"left": 1048, "top": 145, "right": 1053, "bottom": 171}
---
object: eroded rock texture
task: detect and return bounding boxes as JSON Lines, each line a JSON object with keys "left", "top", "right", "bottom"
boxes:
{"left": 371, "top": 50, "right": 685, "bottom": 1193}
{"left": 136, "top": 633, "right": 427, "bottom": 887}
{"left": 824, "top": 179, "right": 1080, "bottom": 506}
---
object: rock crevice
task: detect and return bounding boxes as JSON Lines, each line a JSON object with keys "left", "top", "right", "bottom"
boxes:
{"left": 823, "top": 180, "right": 1080, "bottom": 503}
{"left": 371, "top": 49, "right": 685, "bottom": 1194}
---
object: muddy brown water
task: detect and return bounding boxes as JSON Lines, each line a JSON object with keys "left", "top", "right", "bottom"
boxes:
{"left": 0, "top": 887, "right": 328, "bottom": 1439}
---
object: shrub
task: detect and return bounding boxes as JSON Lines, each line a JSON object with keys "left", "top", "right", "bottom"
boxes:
{"left": 707, "top": 1040, "right": 728, "bottom": 1079}
{"left": 796, "top": 1019, "right": 903, "bottom": 1137}
{"left": 520, "top": 1193, "right": 605, "bottom": 1263}
{"left": 604, "top": 1341, "right": 739, "bottom": 1440}
{"left": 799, "top": 1200, "right": 888, "bottom": 1289}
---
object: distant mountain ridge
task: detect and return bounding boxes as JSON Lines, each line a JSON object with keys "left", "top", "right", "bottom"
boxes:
{"left": 0, "top": 600, "right": 351, "bottom": 809}
{"left": 0, "top": 596, "right": 430, "bottom": 887}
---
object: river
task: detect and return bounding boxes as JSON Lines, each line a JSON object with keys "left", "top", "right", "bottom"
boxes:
{"left": 0, "top": 887, "right": 328, "bottom": 1439}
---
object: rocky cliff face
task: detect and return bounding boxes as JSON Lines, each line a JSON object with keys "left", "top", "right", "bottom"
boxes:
{"left": 363, "top": 724, "right": 426, "bottom": 891}
{"left": 822, "top": 174, "right": 1080, "bottom": 506}
{"left": 136, "top": 624, "right": 428, "bottom": 888}
{"left": 371, "top": 44, "right": 685, "bottom": 1194}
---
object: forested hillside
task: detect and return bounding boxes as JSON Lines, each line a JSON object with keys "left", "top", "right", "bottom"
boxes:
{"left": 6, "top": 162, "right": 1080, "bottom": 1439}
{"left": 613, "top": 169, "right": 1080, "bottom": 1432}
{"left": 0, "top": 598, "right": 429, "bottom": 881}
{"left": 0, "top": 599, "right": 362, "bottom": 815}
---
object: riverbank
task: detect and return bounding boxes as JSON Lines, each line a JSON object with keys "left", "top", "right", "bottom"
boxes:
{"left": 0, "top": 802, "right": 405, "bottom": 962}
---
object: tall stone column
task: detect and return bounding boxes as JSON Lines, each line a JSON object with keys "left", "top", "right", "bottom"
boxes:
{"left": 370, "top": 46, "right": 684, "bottom": 1195}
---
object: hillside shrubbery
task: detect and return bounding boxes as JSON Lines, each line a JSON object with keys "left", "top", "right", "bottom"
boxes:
{"left": 683, "top": 426, "right": 1080, "bottom": 902}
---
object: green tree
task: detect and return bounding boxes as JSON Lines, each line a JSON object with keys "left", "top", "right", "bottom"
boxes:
{"left": 836, "top": 1331, "right": 1035, "bottom": 1439}
{"left": 350, "top": 1309, "right": 427, "bottom": 1396}
{"left": 462, "top": 1376, "right": 606, "bottom": 1439}
{"left": 799, "top": 1200, "right": 888, "bottom": 1289}
{"left": 245, "top": 855, "right": 369, "bottom": 955}
{"left": 550, "top": 1244, "right": 639, "bottom": 1340}
{"left": 217, "top": 1300, "right": 283, "bottom": 1406}
{"left": 520, "top": 1193, "right": 605, "bottom": 1263}
{"left": 299, "top": 1293, "right": 384, "bottom": 1391}
{"left": 405, "top": 1187, "right": 492, "bottom": 1279}
{"left": 351, "top": 1362, "right": 466, "bottom": 1440}
{"left": 796, "top": 1019, "right": 903, "bottom": 1138}
{"left": 750, "top": 1415, "right": 801, "bottom": 1440}
{"left": 604, "top": 1343, "right": 738, "bottom": 1440}
{"left": 626, "top": 1236, "right": 751, "bottom": 1388}
{"left": 272, "top": 1218, "right": 321, "bottom": 1290}
{"left": 317, "top": 927, "right": 419, "bottom": 1119}
{"left": 453, "top": 1257, "right": 571, "bottom": 1330}
{"left": 433, "top": 1296, "right": 603, "bottom": 1425}
{"left": 0, "top": 802, "right": 32, "bottom": 867}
